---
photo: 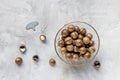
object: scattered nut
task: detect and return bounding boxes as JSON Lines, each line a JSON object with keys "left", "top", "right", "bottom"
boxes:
{"left": 33, "top": 55, "right": 39, "bottom": 62}
{"left": 15, "top": 57, "right": 23, "bottom": 65}
{"left": 19, "top": 45, "right": 26, "bottom": 53}
{"left": 40, "top": 35, "right": 46, "bottom": 41}
{"left": 94, "top": 60, "right": 101, "bottom": 69}
{"left": 49, "top": 58, "right": 56, "bottom": 66}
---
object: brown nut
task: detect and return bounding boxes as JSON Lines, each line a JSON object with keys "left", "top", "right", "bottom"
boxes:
{"left": 67, "top": 24, "right": 75, "bottom": 32}
{"left": 83, "top": 37, "right": 90, "bottom": 44}
{"left": 66, "top": 45, "right": 74, "bottom": 52}
{"left": 79, "top": 47, "right": 87, "bottom": 54}
{"left": 86, "top": 33, "right": 93, "bottom": 39}
{"left": 60, "top": 47, "right": 67, "bottom": 54}
{"left": 49, "top": 58, "right": 56, "bottom": 66}
{"left": 58, "top": 40, "right": 65, "bottom": 47}
{"left": 73, "top": 54, "right": 79, "bottom": 62}
{"left": 75, "top": 26, "right": 80, "bottom": 33}
{"left": 84, "top": 52, "right": 91, "bottom": 59}
{"left": 40, "top": 35, "right": 46, "bottom": 41}
{"left": 61, "top": 29, "right": 69, "bottom": 37}
{"left": 65, "top": 37, "right": 73, "bottom": 45}
{"left": 78, "top": 34, "right": 84, "bottom": 39}
{"left": 89, "top": 40, "right": 94, "bottom": 46}
{"left": 70, "top": 32, "right": 78, "bottom": 39}
{"left": 75, "top": 39, "right": 83, "bottom": 47}
{"left": 88, "top": 46, "right": 96, "bottom": 54}
{"left": 80, "top": 28, "right": 86, "bottom": 35}
{"left": 74, "top": 46, "right": 79, "bottom": 52}
{"left": 15, "top": 57, "right": 23, "bottom": 65}
{"left": 65, "top": 53, "right": 73, "bottom": 60}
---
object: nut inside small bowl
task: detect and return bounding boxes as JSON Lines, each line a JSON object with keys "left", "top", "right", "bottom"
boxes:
{"left": 54, "top": 21, "right": 100, "bottom": 66}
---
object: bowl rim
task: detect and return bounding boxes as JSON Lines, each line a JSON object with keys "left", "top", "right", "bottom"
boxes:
{"left": 54, "top": 21, "right": 100, "bottom": 66}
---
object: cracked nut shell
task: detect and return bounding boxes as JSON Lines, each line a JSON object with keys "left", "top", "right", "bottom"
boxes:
{"left": 40, "top": 35, "right": 46, "bottom": 41}
{"left": 19, "top": 45, "right": 26, "bottom": 53}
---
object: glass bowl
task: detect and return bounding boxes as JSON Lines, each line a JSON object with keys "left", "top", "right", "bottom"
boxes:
{"left": 54, "top": 21, "right": 100, "bottom": 66}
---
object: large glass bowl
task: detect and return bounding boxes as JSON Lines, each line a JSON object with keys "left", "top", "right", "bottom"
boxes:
{"left": 54, "top": 21, "right": 100, "bottom": 66}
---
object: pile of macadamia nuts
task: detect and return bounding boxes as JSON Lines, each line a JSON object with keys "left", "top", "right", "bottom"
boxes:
{"left": 58, "top": 24, "right": 95, "bottom": 62}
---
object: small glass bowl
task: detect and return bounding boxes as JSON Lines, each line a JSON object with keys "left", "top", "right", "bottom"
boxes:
{"left": 54, "top": 21, "right": 100, "bottom": 66}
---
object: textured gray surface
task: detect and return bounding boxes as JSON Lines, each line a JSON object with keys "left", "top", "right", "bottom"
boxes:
{"left": 0, "top": 0, "right": 120, "bottom": 80}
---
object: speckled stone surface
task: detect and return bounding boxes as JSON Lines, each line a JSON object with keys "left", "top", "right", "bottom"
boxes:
{"left": 0, "top": 0, "right": 120, "bottom": 80}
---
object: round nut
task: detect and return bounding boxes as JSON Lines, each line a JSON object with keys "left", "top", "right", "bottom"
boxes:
{"left": 84, "top": 52, "right": 91, "bottom": 59}
{"left": 88, "top": 46, "right": 96, "bottom": 54}
{"left": 15, "top": 57, "right": 23, "bottom": 65}
{"left": 70, "top": 32, "right": 78, "bottom": 39}
{"left": 83, "top": 37, "right": 90, "bottom": 44}
{"left": 60, "top": 47, "right": 67, "bottom": 54}
{"left": 75, "top": 26, "right": 80, "bottom": 33}
{"left": 73, "top": 54, "right": 79, "bottom": 62}
{"left": 49, "top": 58, "right": 56, "bottom": 66}
{"left": 67, "top": 24, "right": 75, "bottom": 32}
{"left": 78, "top": 34, "right": 84, "bottom": 39}
{"left": 80, "top": 28, "right": 86, "bottom": 35}
{"left": 65, "top": 37, "right": 73, "bottom": 45}
{"left": 58, "top": 40, "right": 65, "bottom": 47}
{"left": 65, "top": 53, "right": 73, "bottom": 60}
{"left": 61, "top": 29, "right": 69, "bottom": 37}
{"left": 86, "top": 33, "right": 93, "bottom": 39}
{"left": 66, "top": 45, "right": 74, "bottom": 52}
{"left": 89, "top": 40, "right": 94, "bottom": 46}
{"left": 40, "top": 35, "right": 46, "bottom": 41}
{"left": 79, "top": 47, "right": 87, "bottom": 54}
{"left": 74, "top": 46, "right": 79, "bottom": 52}
{"left": 75, "top": 39, "right": 83, "bottom": 47}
